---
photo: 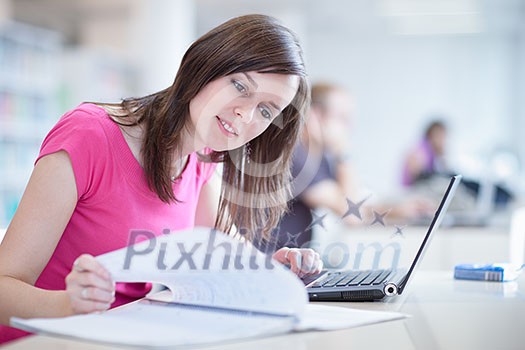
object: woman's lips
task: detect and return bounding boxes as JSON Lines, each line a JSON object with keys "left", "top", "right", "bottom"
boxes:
{"left": 216, "top": 116, "right": 238, "bottom": 137}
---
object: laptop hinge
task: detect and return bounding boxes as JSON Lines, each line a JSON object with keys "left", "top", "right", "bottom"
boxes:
{"left": 397, "top": 274, "right": 409, "bottom": 294}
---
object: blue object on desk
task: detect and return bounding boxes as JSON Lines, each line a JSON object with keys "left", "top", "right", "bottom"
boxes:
{"left": 454, "top": 263, "right": 523, "bottom": 282}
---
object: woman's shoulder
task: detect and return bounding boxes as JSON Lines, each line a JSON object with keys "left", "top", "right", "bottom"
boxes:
{"left": 36, "top": 104, "right": 120, "bottom": 166}
{"left": 58, "top": 103, "right": 110, "bottom": 126}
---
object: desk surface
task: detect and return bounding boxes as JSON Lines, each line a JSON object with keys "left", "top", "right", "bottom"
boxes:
{"left": 2, "top": 270, "right": 524, "bottom": 350}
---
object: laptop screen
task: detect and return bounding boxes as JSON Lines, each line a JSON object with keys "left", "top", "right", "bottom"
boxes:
{"left": 398, "top": 175, "right": 462, "bottom": 293}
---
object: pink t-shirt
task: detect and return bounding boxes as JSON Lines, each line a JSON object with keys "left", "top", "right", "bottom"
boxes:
{"left": 1, "top": 103, "right": 217, "bottom": 344}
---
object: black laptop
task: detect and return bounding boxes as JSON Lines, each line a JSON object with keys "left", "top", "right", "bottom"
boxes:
{"left": 303, "top": 175, "right": 462, "bottom": 301}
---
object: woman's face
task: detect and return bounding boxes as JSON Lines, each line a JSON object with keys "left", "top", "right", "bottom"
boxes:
{"left": 189, "top": 71, "right": 300, "bottom": 151}
{"left": 429, "top": 126, "right": 447, "bottom": 155}
{"left": 307, "top": 89, "right": 354, "bottom": 146}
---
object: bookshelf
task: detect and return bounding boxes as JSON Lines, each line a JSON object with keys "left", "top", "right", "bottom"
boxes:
{"left": 0, "top": 21, "right": 138, "bottom": 228}
{"left": 0, "top": 21, "right": 62, "bottom": 227}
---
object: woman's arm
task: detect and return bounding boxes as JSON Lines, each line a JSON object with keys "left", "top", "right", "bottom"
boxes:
{"left": 301, "top": 179, "right": 361, "bottom": 225}
{"left": 0, "top": 151, "right": 113, "bottom": 325}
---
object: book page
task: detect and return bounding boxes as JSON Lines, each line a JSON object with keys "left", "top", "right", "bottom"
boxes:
{"left": 12, "top": 300, "right": 297, "bottom": 348}
{"left": 11, "top": 300, "right": 408, "bottom": 347}
{"left": 96, "top": 227, "right": 308, "bottom": 316}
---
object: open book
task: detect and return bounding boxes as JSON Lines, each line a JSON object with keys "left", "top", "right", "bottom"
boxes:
{"left": 12, "top": 227, "right": 406, "bottom": 347}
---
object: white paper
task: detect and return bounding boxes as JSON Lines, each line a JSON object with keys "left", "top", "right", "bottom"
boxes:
{"left": 11, "top": 302, "right": 407, "bottom": 347}
{"left": 12, "top": 301, "right": 297, "bottom": 347}
{"left": 295, "top": 304, "right": 407, "bottom": 331}
{"left": 96, "top": 227, "right": 308, "bottom": 316}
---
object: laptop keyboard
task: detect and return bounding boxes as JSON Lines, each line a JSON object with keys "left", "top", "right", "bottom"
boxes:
{"left": 308, "top": 269, "right": 393, "bottom": 288}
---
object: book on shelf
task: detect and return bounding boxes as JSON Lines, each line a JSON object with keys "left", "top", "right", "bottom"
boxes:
{"left": 12, "top": 227, "right": 406, "bottom": 347}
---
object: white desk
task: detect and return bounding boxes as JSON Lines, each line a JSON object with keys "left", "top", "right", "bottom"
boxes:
{"left": 3, "top": 271, "right": 524, "bottom": 350}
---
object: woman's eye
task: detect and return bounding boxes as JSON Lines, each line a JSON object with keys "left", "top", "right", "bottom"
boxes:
{"left": 259, "top": 105, "right": 273, "bottom": 120}
{"left": 232, "top": 80, "right": 247, "bottom": 94}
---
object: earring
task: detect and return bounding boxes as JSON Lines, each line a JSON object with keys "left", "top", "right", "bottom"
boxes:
{"left": 244, "top": 142, "right": 252, "bottom": 164}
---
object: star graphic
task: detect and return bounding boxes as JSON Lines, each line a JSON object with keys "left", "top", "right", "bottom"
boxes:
{"left": 284, "top": 231, "right": 301, "bottom": 248}
{"left": 371, "top": 210, "right": 389, "bottom": 226}
{"left": 342, "top": 195, "right": 371, "bottom": 221}
{"left": 306, "top": 211, "right": 327, "bottom": 231}
{"left": 391, "top": 225, "right": 406, "bottom": 239}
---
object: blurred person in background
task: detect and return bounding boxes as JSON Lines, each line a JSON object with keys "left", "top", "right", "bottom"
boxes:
{"left": 258, "top": 83, "right": 432, "bottom": 252}
{"left": 402, "top": 119, "right": 448, "bottom": 187}
{"left": 402, "top": 119, "right": 513, "bottom": 211}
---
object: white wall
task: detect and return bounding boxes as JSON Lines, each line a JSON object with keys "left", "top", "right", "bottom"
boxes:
{"left": 307, "top": 33, "right": 514, "bottom": 195}
{"left": 129, "top": 0, "right": 196, "bottom": 95}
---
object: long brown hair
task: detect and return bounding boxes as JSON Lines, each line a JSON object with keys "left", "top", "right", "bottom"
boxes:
{"left": 104, "top": 14, "right": 309, "bottom": 242}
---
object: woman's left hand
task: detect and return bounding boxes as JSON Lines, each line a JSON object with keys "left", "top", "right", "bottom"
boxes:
{"left": 272, "top": 247, "right": 323, "bottom": 278}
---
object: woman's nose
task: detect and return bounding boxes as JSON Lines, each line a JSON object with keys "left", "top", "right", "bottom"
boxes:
{"left": 234, "top": 105, "right": 255, "bottom": 124}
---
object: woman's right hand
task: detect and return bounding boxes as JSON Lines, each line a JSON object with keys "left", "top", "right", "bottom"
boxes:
{"left": 65, "top": 254, "right": 115, "bottom": 314}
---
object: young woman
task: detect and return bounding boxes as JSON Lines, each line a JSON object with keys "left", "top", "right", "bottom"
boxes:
{"left": 0, "top": 14, "right": 322, "bottom": 344}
